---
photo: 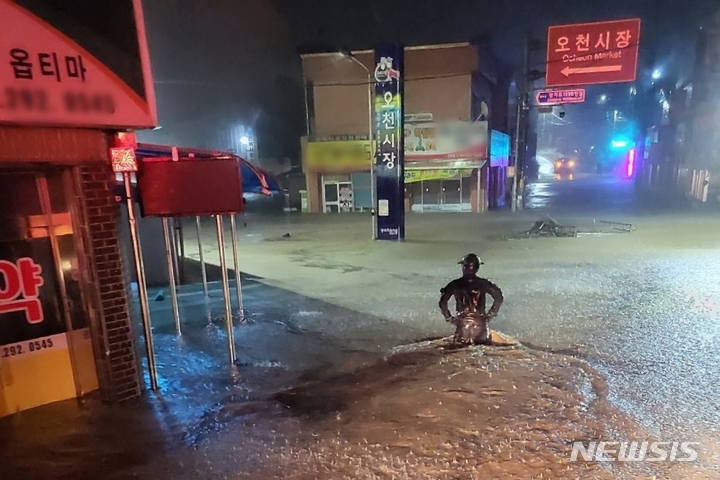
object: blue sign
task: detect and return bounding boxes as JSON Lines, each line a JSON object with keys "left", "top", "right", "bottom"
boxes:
{"left": 490, "top": 130, "right": 510, "bottom": 167}
{"left": 536, "top": 89, "right": 586, "bottom": 106}
{"left": 374, "top": 43, "right": 405, "bottom": 241}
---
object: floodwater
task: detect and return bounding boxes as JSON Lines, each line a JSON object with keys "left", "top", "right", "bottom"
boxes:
{"left": 4, "top": 177, "right": 720, "bottom": 478}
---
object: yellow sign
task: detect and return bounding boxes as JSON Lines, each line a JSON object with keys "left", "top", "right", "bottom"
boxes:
{"left": 405, "top": 169, "right": 470, "bottom": 183}
{"left": 306, "top": 140, "right": 374, "bottom": 171}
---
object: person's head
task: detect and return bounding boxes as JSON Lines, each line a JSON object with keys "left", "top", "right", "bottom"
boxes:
{"left": 458, "top": 253, "right": 483, "bottom": 276}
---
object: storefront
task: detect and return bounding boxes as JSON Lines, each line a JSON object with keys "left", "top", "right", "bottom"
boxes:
{"left": 0, "top": 1, "right": 157, "bottom": 416}
{"left": 405, "top": 168, "right": 478, "bottom": 212}
{"left": 303, "top": 135, "right": 375, "bottom": 213}
{"left": 303, "top": 122, "right": 490, "bottom": 213}
{"left": 0, "top": 165, "right": 101, "bottom": 415}
{"left": 404, "top": 121, "right": 488, "bottom": 212}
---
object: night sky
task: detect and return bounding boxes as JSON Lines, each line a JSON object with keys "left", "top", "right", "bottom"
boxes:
{"left": 139, "top": 0, "right": 720, "bottom": 166}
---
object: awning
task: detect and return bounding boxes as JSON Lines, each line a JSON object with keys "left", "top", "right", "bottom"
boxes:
{"left": 120, "top": 143, "right": 283, "bottom": 197}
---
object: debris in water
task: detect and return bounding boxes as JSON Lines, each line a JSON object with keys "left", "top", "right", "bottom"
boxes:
{"left": 521, "top": 217, "right": 577, "bottom": 238}
{"left": 275, "top": 320, "right": 307, "bottom": 335}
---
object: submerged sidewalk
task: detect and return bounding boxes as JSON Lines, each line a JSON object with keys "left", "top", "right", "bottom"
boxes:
{"left": 2, "top": 274, "right": 716, "bottom": 479}
{"left": 4, "top": 210, "right": 720, "bottom": 479}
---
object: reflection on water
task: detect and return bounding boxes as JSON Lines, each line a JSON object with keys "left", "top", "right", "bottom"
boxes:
{"left": 524, "top": 181, "right": 557, "bottom": 209}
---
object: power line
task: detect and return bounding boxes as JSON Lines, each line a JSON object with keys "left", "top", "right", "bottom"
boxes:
{"left": 308, "top": 40, "right": 645, "bottom": 88}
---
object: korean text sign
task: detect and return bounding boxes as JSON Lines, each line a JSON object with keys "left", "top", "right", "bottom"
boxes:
{"left": 546, "top": 18, "right": 641, "bottom": 87}
{"left": 0, "top": 0, "right": 156, "bottom": 128}
{"left": 374, "top": 42, "right": 405, "bottom": 241}
{"left": 0, "top": 258, "right": 45, "bottom": 324}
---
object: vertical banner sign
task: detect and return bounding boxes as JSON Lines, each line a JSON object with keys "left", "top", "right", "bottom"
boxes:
{"left": 374, "top": 43, "right": 405, "bottom": 241}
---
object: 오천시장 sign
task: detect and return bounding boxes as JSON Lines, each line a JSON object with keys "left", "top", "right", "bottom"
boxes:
{"left": 546, "top": 18, "right": 641, "bottom": 87}
{"left": 374, "top": 42, "right": 405, "bottom": 241}
{"left": 0, "top": 0, "right": 157, "bottom": 129}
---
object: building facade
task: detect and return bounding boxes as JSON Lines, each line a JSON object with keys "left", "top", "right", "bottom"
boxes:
{"left": 0, "top": 1, "right": 156, "bottom": 416}
{"left": 680, "top": 10, "right": 720, "bottom": 204}
{"left": 300, "top": 43, "right": 510, "bottom": 214}
{"left": 640, "top": 10, "right": 720, "bottom": 205}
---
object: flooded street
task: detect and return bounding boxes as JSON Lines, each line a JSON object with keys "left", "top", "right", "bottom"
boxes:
{"left": 2, "top": 177, "right": 720, "bottom": 478}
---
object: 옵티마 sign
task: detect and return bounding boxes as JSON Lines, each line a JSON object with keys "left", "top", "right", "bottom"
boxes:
{"left": 0, "top": 0, "right": 156, "bottom": 129}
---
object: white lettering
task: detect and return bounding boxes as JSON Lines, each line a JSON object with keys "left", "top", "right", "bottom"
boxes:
{"left": 563, "top": 53, "right": 593, "bottom": 63}
{"left": 595, "top": 441, "right": 618, "bottom": 461}
{"left": 618, "top": 441, "right": 648, "bottom": 461}
{"left": 646, "top": 442, "right": 670, "bottom": 462}
{"left": 593, "top": 51, "right": 622, "bottom": 61}
{"left": 677, "top": 442, "right": 700, "bottom": 462}
{"left": 570, "top": 441, "right": 700, "bottom": 463}
{"left": 570, "top": 442, "right": 596, "bottom": 462}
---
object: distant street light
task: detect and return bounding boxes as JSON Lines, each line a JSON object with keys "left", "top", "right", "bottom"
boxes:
{"left": 239, "top": 135, "right": 250, "bottom": 146}
{"left": 340, "top": 48, "right": 376, "bottom": 240}
{"left": 652, "top": 69, "right": 662, "bottom": 80}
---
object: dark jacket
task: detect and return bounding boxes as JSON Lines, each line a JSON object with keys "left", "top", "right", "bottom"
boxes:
{"left": 439, "top": 274, "right": 504, "bottom": 320}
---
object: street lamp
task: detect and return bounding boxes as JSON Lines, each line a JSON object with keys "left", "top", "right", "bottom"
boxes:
{"left": 340, "top": 49, "right": 376, "bottom": 240}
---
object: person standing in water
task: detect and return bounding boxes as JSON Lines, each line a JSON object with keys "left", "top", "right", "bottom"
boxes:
{"left": 438, "top": 253, "right": 504, "bottom": 345}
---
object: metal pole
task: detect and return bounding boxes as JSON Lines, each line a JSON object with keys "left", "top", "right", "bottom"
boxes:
{"left": 195, "top": 216, "right": 209, "bottom": 297}
{"left": 512, "top": 33, "right": 530, "bottom": 212}
{"left": 229, "top": 214, "right": 244, "bottom": 318}
{"left": 170, "top": 219, "right": 181, "bottom": 286}
{"left": 367, "top": 71, "right": 376, "bottom": 240}
{"left": 123, "top": 172, "right": 158, "bottom": 391}
{"left": 518, "top": 31, "right": 530, "bottom": 211}
{"left": 162, "top": 217, "right": 181, "bottom": 335}
{"left": 176, "top": 219, "right": 185, "bottom": 284}
{"left": 477, "top": 167, "right": 482, "bottom": 213}
{"left": 343, "top": 53, "right": 375, "bottom": 237}
{"left": 511, "top": 97, "right": 522, "bottom": 212}
{"left": 215, "top": 215, "right": 236, "bottom": 364}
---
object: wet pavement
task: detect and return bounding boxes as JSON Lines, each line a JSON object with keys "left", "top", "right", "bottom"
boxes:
{"left": 3, "top": 175, "right": 720, "bottom": 478}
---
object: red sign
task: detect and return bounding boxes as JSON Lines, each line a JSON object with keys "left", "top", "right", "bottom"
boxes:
{"left": 110, "top": 147, "right": 138, "bottom": 173}
{"left": 114, "top": 132, "right": 138, "bottom": 149}
{"left": 0, "top": 1, "right": 157, "bottom": 129}
{"left": 546, "top": 18, "right": 641, "bottom": 87}
{"left": 137, "top": 157, "right": 244, "bottom": 217}
{"left": 0, "top": 258, "right": 45, "bottom": 324}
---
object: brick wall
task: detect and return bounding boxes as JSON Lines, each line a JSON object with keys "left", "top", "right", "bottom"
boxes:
{"left": 78, "top": 162, "right": 141, "bottom": 402}
{"left": 0, "top": 126, "right": 108, "bottom": 163}
{"left": 0, "top": 126, "right": 142, "bottom": 403}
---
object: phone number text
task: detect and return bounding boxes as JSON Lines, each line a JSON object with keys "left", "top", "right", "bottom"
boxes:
{"left": 0, "top": 87, "right": 116, "bottom": 115}
{"left": 2, "top": 337, "right": 56, "bottom": 358}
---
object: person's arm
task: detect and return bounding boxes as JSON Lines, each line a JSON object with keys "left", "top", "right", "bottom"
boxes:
{"left": 483, "top": 279, "right": 504, "bottom": 318}
{"left": 438, "top": 281, "right": 456, "bottom": 321}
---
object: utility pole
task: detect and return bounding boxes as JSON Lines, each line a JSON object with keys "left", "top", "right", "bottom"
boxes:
{"left": 512, "top": 32, "right": 531, "bottom": 211}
